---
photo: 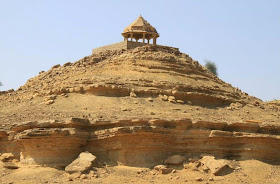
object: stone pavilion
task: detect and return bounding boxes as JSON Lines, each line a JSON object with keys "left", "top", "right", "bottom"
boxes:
{"left": 121, "top": 15, "right": 160, "bottom": 45}
{"left": 92, "top": 15, "right": 178, "bottom": 54}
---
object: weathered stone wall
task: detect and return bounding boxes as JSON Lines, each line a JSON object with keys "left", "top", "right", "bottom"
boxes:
{"left": 126, "top": 41, "right": 147, "bottom": 49}
{"left": 92, "top": 41, "right": 179, "bottom": 54}
{"left": 92, "top": 41, "right": 128, "bottom": 54}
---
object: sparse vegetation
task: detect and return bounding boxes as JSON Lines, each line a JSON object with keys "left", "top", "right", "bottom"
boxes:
{"left": 204, "top": 60, "right": 218, "bottom": 76}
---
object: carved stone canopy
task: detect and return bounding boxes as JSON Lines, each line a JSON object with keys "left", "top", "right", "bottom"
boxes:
{"left": 122, "top": 15, "right": 159, "bottom": 45}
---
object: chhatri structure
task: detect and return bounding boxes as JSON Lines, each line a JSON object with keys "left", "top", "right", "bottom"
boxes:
{"left": 122, "top": 15, "right": 159, "bottom": 45}
{"left": 92, "top": 15, "right": 178, "bottom": 54}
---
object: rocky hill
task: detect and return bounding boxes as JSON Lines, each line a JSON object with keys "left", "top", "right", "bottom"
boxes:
{"left": 0, "top": 44, "right": 280, "bottom": 183}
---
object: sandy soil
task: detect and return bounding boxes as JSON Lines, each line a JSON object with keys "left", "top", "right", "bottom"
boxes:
{"left": 1, "top": 160, "right": 280, "bottom": 184}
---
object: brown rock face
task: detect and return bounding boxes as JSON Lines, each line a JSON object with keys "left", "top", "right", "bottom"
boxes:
{"left": 0, "top": 118, "right": 280, "bottom": 168}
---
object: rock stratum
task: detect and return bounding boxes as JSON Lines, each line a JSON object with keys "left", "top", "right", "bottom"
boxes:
{"left": 1, "top": 117, "right": 280, "bottom": 168}
{"left": 0, "top": 44, "right": 280, "bottom": 183}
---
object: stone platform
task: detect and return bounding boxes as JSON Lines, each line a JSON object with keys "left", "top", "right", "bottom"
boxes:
{"left": 92, "top": 41, "right": 179, "bottom": 54}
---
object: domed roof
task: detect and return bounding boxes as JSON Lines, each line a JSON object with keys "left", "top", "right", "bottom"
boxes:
{"left": 123, "top": 15, "right": 159, "bottom": 35}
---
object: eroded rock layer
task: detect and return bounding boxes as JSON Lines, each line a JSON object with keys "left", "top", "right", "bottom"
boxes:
{"left": 1, "top": 118, "right": 280, "bottom": 168}
{"left": 3, "top": 45, "right": 260, "bottom": 107}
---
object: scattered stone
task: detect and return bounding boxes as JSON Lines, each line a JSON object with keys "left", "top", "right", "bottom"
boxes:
{"left": 80, "top": 174, "right": 87, "bottom": 179}
{"left": 226, "top": 107, "right": 233, "bottom": 110}
{"left": 230, "top": 102, "right": 244, "bottom": 110}
{"left": 176, "top": 100, "right": 184, "bottom": 104}
{"left": 208, "top": 177, "right": 214, "bottom": 181}
{"left": 88, "top": 170, "right": 95, "bottom": 177}
{"left": 65, "top": 152, "right": 97, "bottom": 174}
{"left": 168, "top": 96, "right": 176, "bottom": 103}
{"left": 130, "top": 91, "right": 137, "bottom": 97}
{"left": 63, "top": 62, "right": 72, "bottom": 67}
{"left": 148, "top": 97, "right": 153, "bottom": 102}
{"left": 187, "top": 101, "right": 192, "bottom": 105}
{"left": 51, "top": 64, "right": 61, "bottom": 69}
{"left": 61, "top": 93, "right": 68, "bottom": 98}
{"left": 0, "top": 153, "right": 14, "bottom": 161}
{"left": 159, "top": 94, "right": 168, "bottom": 101}
{"left": 45, "top": 100, "right": 54, "bottom": 105}
{"left": 184, "top": 162, "right": 199, "bottom": 171}
{"left": 195, "top": 177, "right": 203, "bottom": 182}
{"left": 121, "top": 107, "right": 129, "bottom": 111}
{"left": 154, "top": 165, "right": 166, "bottom": 171}
{"left": 165, "top": 155, "right": 186, "bottom": 165}
{"left": 159, "top": 168, "right": 175, "bottom": 174}
{"left": 68, "top": 172, "right": 81, "bottom": 181}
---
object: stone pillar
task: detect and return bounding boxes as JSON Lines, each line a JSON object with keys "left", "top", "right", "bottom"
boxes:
{"left": 130, "top": 33, "right": 134, "bottom": 41}
{"left": 136, "top": 39, "right": 139, "bottom": 43}
{"left": 143, "top": 33, "right": 146, "bottom": 43}
{"left": 148, "top": 39, "right": 150, "bottom": 44}
{"left": 153, "top": 35, "right": 157, "bottom": 45}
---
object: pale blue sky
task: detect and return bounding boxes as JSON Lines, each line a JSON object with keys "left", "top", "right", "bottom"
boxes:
{"left": 0, "top": 0, "right": 279, "bottom": 101}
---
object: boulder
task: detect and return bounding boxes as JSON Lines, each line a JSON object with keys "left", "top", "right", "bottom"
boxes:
{"left": 200, "top": 156, "right": 232, "bottom": 176}
{"left": 4, "top": 162, "right": 19, "bottom": 169}
{"left": 154, "top": 165, "right": 166, "bottom": 171}
{"left": 65, "top": 152, "right": 97, "bottom": 174}
{"left": 165, "top": 155, "right": 186, "bottom": 165}
{"left": 159, "top": 168, "right": 175, "bottom": 174}
{"left": 0, "top": 153, "right": 14, "bottom": 162}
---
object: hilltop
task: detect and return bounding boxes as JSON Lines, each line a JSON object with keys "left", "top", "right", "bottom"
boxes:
{"left": 0, "top": 44, "right": 280, "bottom": 183}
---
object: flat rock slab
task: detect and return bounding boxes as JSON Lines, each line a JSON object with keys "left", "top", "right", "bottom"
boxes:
{"left": 65, "top": 152, "right": 97, "bottom": 174}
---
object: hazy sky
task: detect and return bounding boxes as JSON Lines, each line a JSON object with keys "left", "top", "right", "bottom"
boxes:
{"left": 0, "top": 0, "right": 279, "bottom": 101}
